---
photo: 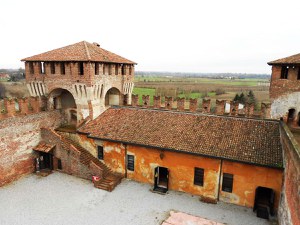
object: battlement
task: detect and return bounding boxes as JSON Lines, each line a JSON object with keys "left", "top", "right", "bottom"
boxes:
{"left": 131, "top": 94, "right": 271, "bottom": 119}
{"left": 0, "top": 97, "right": 47, "bottom": 120}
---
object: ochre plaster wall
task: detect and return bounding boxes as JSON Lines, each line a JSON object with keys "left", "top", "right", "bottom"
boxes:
{"left": 220, "top": 161, "right": 283, "bottom": 208}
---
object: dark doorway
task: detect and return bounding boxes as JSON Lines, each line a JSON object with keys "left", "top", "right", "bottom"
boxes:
{"left": 253, "top": 186, "right": 275, "bottom": 219}
{"left": 39, "top": 152, "right": 53, "bottom": 170}
{"left": 153, "top": 167, "right": 169, "bottom": 194}
{"left": 288, "top": 108, "right": 296, "bottom": 124}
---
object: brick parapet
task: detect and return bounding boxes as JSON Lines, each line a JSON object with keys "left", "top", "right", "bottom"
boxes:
{"left": 129, "top": 94, "right": 271, "bottom": 119}
{"left": 0, "top": 97, "right": 47, "bottom": 120}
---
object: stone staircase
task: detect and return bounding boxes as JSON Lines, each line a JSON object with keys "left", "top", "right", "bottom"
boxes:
{"left": 57, "top": 131, "right": 123, "bottom": 192}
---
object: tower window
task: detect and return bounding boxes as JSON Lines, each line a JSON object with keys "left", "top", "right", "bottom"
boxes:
{"left": 108, "top": 64, "right": 111, "bottom": 75}
{"left": 50, "top": 62, "right": 55, "bottom": 74}
{"left": 40, "top": 62, "right": 45, "bottom": 74}
{"left": 129, "top": 65, "right": 132, "bottom": 75}
{"left": 280, "top": 66, "right": 288, "bottom": 79}
{"left": 194, "top": 167, "right": 204, "bottom": 186}
{"left": 103, "top": 64, "right": 106, "bottom": 75}
{"left": 29, "top": 62, "right": 34, "bottom": 74}
{"left": 79, "top": 62, "right": 84, "bottom": 75}
{"left": 95, "top": 63, "right": 99, "bottom": 75}
{"left": 297, "top": 68, "right": 300, "bottom": 80}
{"left": 115, "top": 64, "right": 119, "bottom": 75}
{"left": 60, "top": 63, "right": 65, "bottom": 75}
{"left": 121, "top": 65, "right": 126, "bottom": 75}
{"left": 222, "top": 173, "right": 233, "bottom": 193}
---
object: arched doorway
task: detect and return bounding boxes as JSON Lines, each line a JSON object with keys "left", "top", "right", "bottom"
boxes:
{"left": 105, "top": 88, "right": 121, "bottom": 106}
{"left": 287, "top": 108, "right": 296, "bottom": 124}
{"left": 48, "top": 88, "right": 77, "bottom": 125}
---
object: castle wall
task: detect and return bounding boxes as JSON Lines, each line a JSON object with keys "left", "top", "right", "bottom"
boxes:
{"left": 0, "top": 111, "right": 64, "bottom": 186}
{"left": 278, "top": 123, "right": 300, "bottom": 225}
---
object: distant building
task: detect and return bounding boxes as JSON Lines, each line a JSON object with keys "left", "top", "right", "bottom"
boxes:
{"left": 0, "top": 73, "right": 10, "bottom": 80}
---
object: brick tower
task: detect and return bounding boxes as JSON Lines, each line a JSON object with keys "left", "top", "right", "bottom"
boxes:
{"left": 268, "top": 53, "right": 300, "bottom": 125}
{"left": 21, "top": 41, "right": 136, "bottom": 125}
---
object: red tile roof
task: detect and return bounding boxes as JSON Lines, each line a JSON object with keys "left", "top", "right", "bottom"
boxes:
{"left": 21, "top": 41, "right": 136, "bottom": 64}
{"left": 79, "top": 107, "right": 283, "bottom": 168}
{"left": 268, "top": 53, "right": 300, "bottom": 65}
{"left": 33, "top": 142, "right": 55, "bottom": 153}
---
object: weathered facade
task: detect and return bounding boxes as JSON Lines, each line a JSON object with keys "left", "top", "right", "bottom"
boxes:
{"left": 22, "top": 41, "right": 136, "bottom": 124}
{"left": 268, "top": 53, "right": 300, "bottom": 122}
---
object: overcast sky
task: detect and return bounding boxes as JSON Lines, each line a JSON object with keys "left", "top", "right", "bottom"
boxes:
{"left": 1, "top": 0, "right": 299, "bottom": 73}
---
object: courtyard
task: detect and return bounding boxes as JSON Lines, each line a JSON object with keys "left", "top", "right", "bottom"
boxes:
{"left": 0, "top": 172, "right": 273, "bottom": 225}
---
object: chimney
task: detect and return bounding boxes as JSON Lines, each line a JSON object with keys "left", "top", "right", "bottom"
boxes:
{"left": 261, "top": 102, "right": 271, "bottom": 119}
{"left": 230, "top": 101, "right": 239, "bottom": 116}
{"left": 245, "top": 102, "right": 254, "bottom": 117}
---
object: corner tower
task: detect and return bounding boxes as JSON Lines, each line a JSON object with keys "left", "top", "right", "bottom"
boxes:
{"left": 268, "top": 53, "right": 300, "bottom": 124}
{"left": 21, "top": 41, "right": 136, "bottom": 124}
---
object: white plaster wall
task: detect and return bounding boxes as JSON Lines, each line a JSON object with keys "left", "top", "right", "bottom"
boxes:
{"left": 271, "top": 92, "right": 300, "bottom": 119}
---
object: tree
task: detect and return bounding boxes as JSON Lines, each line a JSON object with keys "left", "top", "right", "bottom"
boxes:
{"left": 239, "top": 92, "right": 246, "bottom": 104}
{"left": 0, "top": 83, "right": 6, "bottom": 98}
{"left": 233, "top": 93, "right": 240, "bottom": 102}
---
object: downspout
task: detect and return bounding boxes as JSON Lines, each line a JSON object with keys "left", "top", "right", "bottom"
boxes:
{"left": 217, "top": 159, "right": 223, "bottom": 201}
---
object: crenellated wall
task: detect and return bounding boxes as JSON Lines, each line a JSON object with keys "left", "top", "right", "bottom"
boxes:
{"left": 131, "top": 94, "right": 271, "bottom": 119}
{"left": 0, "top": 97, "right": 47, "bottom": 120}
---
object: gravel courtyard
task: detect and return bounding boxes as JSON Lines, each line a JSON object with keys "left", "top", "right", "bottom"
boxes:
{"left": 0, "top": 172, "right": 272, "bottom": 225}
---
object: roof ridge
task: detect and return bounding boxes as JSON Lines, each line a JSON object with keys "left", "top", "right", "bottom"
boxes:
{"left": 83, "top": 41, "right": 91, "bottom": 60}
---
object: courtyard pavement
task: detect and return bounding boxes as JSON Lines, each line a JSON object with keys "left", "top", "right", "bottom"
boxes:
{"left": 0, "top": 172, "right": 272, "bottom": 225}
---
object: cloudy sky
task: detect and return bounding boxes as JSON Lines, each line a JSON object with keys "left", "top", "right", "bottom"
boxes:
{"left": 1, "top": 0, "right": 299, "bottom": 73}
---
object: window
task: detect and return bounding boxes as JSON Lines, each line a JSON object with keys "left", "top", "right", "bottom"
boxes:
{"left": 121, "top": 65, "right": 126, "bottom": 75}
{"left": 97, "top": 146, "right": 104, "bottom": 160}
{"left": 79, "top": 62, "right": 84, "bottom": 75}
{"left": 103, "top": 64, "right": 106, "bottom": 75}
{"left": 298, "top": 68, "right": 300, "bottom": 80}
{"left": 60, "top": 63, "right": 65, "bottom": 75}
{"left": 57, "top": 159, "right": 62, "bottom": 170}
{"left": 127, "top": 155, "right": 134, "bottom": 171}
{"left": 29, "top": 62, "right": 34, "bottom": 74}
{"left": 40, "top": 62, "right": 45, "bottom": 74}
{"left": 50, "top": 62, "right": 55, "bottom": 74}
{"left": 194, "top": 167, "right": 204, "bottom": 186}
{"left": 222, "top": 173, "right": 233, "bottom": 193}
{"left": 108, "top": 64, "right": 111, "bottom": 75}
{"left": 115, "top": 64, "right": 119, "bottom": 75}
{"left": 95, "top": 63, "right": 99, "bottom": 75}
{"left": 129, "top": 65, "right": 132, "bottom": 75}
{"left": 280, "top": 66, "right": 288, "bottom": 79}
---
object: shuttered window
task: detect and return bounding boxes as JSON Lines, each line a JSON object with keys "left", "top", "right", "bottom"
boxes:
{"left": 127, "top": 155, "right": 134, "bottom": 171}
{"left": 222, "top": 173, "right": 233, "bottom": 193}
{"left": 280, "top": 66, "right": 288, "bottom": 79}
{"left": 194, "top": 167, "right": 204, "bottom": 186}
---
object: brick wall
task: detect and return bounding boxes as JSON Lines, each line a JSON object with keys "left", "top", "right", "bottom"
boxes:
{"left": 0, "top": 111, "right": 64, "bottom": 186}
{"left": 270, "top": 65, "right": 300, "bottom": 100}
{"left": 278, "top": 123, "right": 300, "bottom": 225}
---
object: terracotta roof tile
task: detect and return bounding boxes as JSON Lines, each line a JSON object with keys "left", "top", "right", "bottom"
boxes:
{"left": 268, "top": 53, "right": 300, "bottom": 65}
{"left": 21, "top": 41, "right": 136, "bottom": 64}
{"left": 79, "top": 107, "right": 283, "bottom": 168}
{"left": 33, "top": 141, "right": 55, "bottom": 153}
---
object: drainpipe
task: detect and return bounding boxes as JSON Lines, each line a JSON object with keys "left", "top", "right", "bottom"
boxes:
{"left": 217, "top": 159, "right": 223, "bottom": 201}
